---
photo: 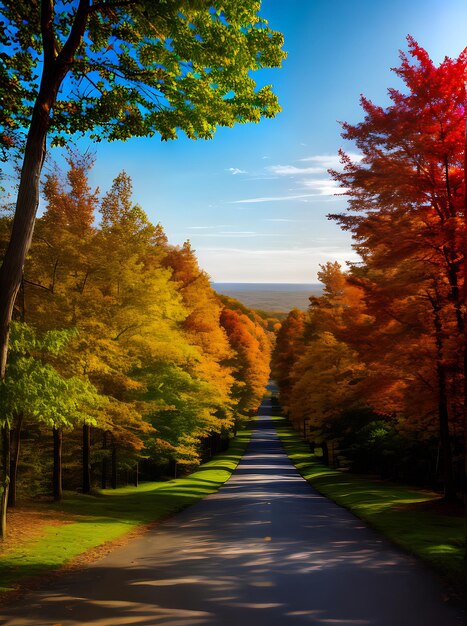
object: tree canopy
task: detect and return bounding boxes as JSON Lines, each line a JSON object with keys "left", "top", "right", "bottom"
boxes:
{"left": 0, "top": 0, "right": 286, "bottom": 152}
{"left": 272, "top": 40, "right": 467, "bottom": 500}
{"left": 0, "top": 0, "right": 286, "bottom": 386}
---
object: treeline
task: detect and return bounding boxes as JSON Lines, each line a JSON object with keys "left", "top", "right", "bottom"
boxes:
{"left": 272, "top": 40, "right": 466, "bottom": 500}
{"left": 0, "top": 153, "right": 271, "bottom": 534}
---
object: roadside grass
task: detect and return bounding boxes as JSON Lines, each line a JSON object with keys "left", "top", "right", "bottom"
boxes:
{"left": 0, "top": 427, "right": 251, "bottom": 594}
{"left": 274, "top": 414, "right": 464, "bottom": 592}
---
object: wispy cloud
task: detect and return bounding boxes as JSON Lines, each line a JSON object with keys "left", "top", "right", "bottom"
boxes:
{"left": 232, "top": 193, "right": 319, "bottom": 204}
{"left": 255, "top": 153, "right": 360, "bottom": 199}
{"left": 302, "top": 178, "right": 347, "bottom": 196}
{"left": 267, "top": 165, "right": 324, "bottom": 176}
{"left": 298, "top": 153, "right": 363, "bottom": 168}
{"left": 226, "top": 167, "right": 247, "bottom": 175}
{"left": 190, "top": 231, "right": 281, "bottom": 238}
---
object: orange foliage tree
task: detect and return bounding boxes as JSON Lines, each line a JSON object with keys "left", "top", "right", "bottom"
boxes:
{"left": 220, "top": 307, "right": 271, "bottom": 427}
{"left": 327, "top": 39, "right": 466, "bottom": 498}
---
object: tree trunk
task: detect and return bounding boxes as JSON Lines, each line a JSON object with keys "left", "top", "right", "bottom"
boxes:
{"left": 82, "top": 423, "right": 91, "bottom": 494}
{"left": 321, "top": 441, "right": 329, "bottom": 466}
{"left": 8, "top": 412, "right": 23, "bottom": 508}
{"left": 111, "top": 442, "right": 117, "bottom": 490}
{"left": 431, "top": 296, "right": 455, "bottom": 501}
{"left": 0, "top": 1, "right": 91, "bottom": 378}
{"left": 134, "top": 462, "right": 139, "bottom": 487}
{"left": 53, "top": 427, "right": 63, "bottom": 502}
{"left": 0, "top": 1, "right": 91, "bottom": 538}
{"left": 0, "top": 426, "right": 11, "bottom": 539}
{"left": 101, "top": 431, "right": 108, "bottom": 490}
{"left": 0, "top": 109, "right": 49, "bottom": 377}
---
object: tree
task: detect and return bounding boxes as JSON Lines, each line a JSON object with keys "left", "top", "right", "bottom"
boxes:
{"left": 271, "top": 308, "right": 305, "bottom": 414}
{"left": 164, "top": 241, "right": 235, "bottom": 433}
{"left": 220, "top": 307, "right": 270, "bottom": 420}
{"left": 0, "top": 0, "right": 286, "bottom": 378}
{"left": 280, "top": 265, "right": 367, "bottom": 449}
{"left": 328, "top": 41, "right": 467, "bottom": 498}
{"left": 0, "top": 322, "right": 100, "bottom": 534}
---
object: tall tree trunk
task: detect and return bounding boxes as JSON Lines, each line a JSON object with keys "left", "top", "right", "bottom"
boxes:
{"left": 0, "top": 426, "right": 11, "bottom": 539}
{"left": 101, "top": 431, "right": 108, "bottom": 490}
{"left": 430, "top": 296, "right": 455, "bottom": 501}
{"left": 111, "top": 441, "right": 117, "bottom": 490}
{"left": 53, "top": 427, "right": 63, "bottom": 502}
{"left": 0, "top": 2, "right": 91, "bottom": 539}
{"left": 8, "top": 412, "right": 23, "bottom": 508}
{"left": 82, "top": 423, "right": 91, "bottom": 494}
{"left": 0, "top": 106, "right": 49, "bottom": 377}
{"left": 321, "top": 441, "right": 329, "bottom": 466}
{"left": 0, "top": 1, "right": 91, "bottom": 378}
{"left": 134, "top": 462, "right": 139, "bottom": 488}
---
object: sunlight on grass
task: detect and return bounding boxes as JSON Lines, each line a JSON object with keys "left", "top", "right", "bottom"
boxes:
{"left": 274, "top": 415, "right": 464, "bottom": 591}
{"left": 0, "top": 428, "right": 251, "bottom": 593}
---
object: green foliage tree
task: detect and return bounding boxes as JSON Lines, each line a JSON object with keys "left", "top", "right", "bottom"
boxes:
{"left": 0, "top": 322, "right": 100, "bottom": 535}
{"left": 0, "top": 0, "right": 286, "bottom": 381}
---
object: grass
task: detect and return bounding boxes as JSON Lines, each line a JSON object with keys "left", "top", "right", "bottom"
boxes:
{"left": 0, "top": 427, "right": 251, "bottom": 594}
{"left": 274, "top": 414, "right": 465, "bottom": 593}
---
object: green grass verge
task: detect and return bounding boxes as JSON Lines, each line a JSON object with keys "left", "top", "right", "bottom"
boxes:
{"left": 0, "top": 428, "right": 251, "bottom": 593}
{"left": 274, "top": 414, "right": 464, "bottom": 592}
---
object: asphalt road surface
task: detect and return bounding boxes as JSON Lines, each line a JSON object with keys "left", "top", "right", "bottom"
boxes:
{"left": 1, "top": 398, "right": 463, "bottom": 625}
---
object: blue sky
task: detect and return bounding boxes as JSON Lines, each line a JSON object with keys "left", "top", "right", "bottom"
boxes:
{"left": 48, "top": 1, "right": 467, "bottom": 282}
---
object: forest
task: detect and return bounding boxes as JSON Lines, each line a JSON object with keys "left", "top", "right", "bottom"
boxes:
{"left": 1, "top": 38, "right": 466, "bottom": 537}
{"left": 0, "top": 154, "right": 272, "bottom": 529}
{"left": 272, "top": 40, "right": 467, "bottom": 503}
{"left": 0, "top": 1, "right": 466, "bottom": 621}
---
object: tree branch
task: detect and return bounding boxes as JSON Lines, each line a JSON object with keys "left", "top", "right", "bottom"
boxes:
{"left": 90, "top": 0, "right": 137, "bottom": 12}
{"left": 23, "top": 278, "right": 53, "bottom": 294}
{"left": 113, "top": 323, "right": 140, "bottom": 341}
{"left": 40, "top": 0, "right": 57, "bottom": 65}
{"left": 56, "top": 0, "right": 91, "bottom": 71}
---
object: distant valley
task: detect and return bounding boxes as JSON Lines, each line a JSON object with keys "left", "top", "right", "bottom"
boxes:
{"left": 213, "top": 283, "right": 323, "bottom": 313}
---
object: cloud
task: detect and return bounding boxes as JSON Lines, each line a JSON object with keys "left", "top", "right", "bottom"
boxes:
{"left": 226, "top": 167, "right": 247, "bottom": 175}
{"left": 232, "top": 193, "right": 320, "bottom": 204}
{"left": 298, "top": 152, "right": 363, "bottom": 168}
{"left": 257, "top": 153, "right": 359, "bottom": 198}
{"left": 267, "top": 165, "right": 325, "bottom": 176}
{"left": 301, "top": 178, "right": 347, "bottom": 196}
{"left": 190, "top": 231, "right": 281, "bottom": 238}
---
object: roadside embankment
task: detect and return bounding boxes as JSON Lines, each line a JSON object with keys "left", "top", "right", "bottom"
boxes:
{"left": 0, "top": 427, "right": 251, "bottom": 596}
{"left": 274, "top": 414, "right": 464, "bottom": 595}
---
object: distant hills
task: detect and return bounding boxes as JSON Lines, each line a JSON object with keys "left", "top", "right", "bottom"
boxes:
{"left": 213, "top": 283, "right": 323, "bottom": 313}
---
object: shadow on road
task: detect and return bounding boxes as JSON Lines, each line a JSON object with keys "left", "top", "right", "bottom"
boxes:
{"left": 0, "top": 398, "right": 463, "bottom": 626}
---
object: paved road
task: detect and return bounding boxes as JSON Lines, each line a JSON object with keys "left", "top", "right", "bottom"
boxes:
{"left": 1, "top": 399, "right": 463, "bottom": 625}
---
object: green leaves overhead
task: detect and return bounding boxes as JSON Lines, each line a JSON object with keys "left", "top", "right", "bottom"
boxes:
{"left": 0, "top": 0, "right": 286, "bottom": 152}
{"left": 0, "top": 322, "right": 101, "bottom": 428}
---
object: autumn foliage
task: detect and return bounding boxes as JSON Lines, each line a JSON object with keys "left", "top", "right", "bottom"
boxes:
{"left": 0, "top": 155, "right": 271, "bottom": 533}
{"left": 272, "top": 40, "right": 467, "bottom": 499}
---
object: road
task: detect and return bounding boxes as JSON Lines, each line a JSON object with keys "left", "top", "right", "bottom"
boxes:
{"left": 0, "top": 398, "right": 463, "bottom": 625}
